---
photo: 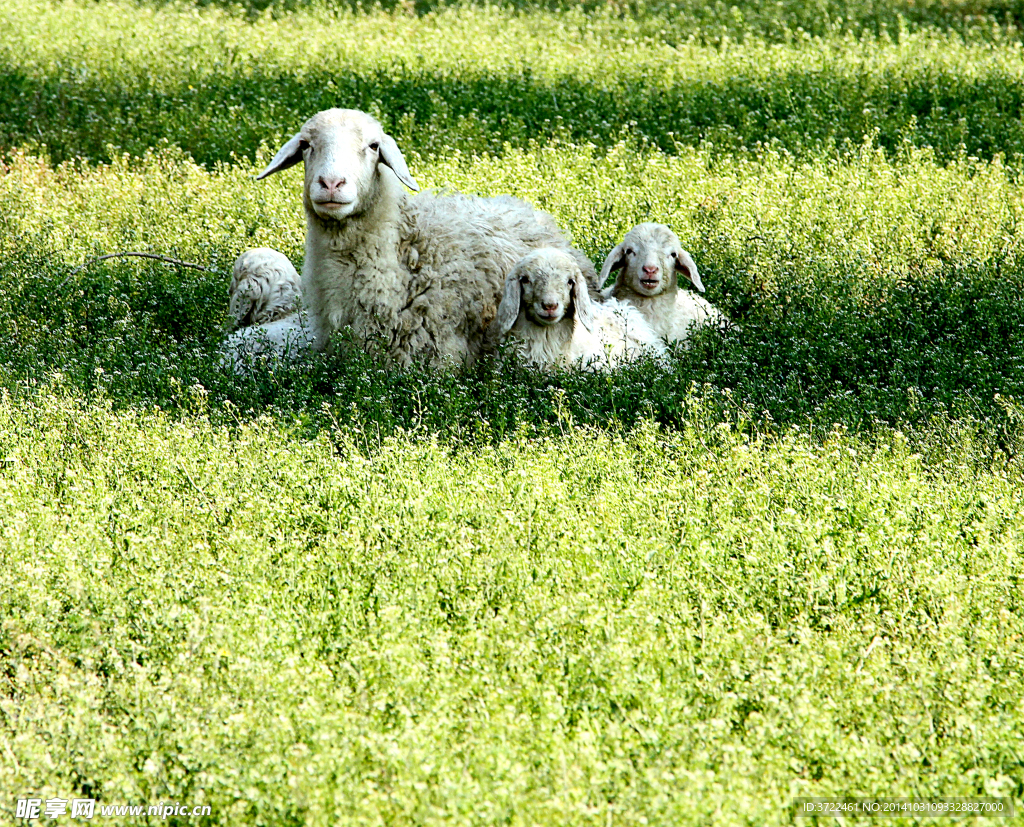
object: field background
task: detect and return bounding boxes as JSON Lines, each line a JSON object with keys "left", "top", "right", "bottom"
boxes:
{"left": 2, "top": 0, "right": 1024, "bottom": 824}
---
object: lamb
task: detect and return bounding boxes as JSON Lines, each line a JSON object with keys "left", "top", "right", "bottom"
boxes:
{"left": 256, "top": 108, "right": 599, "bottom": 369}
{"left": 222, "top": 248, "right": 313, "bottom": 371}
{"left": 228, "top": 247, "right": 302, "bottom": 327}
{"left": 599, "top": 223, "right": 728, "bottom": 343}
{"left": 487, "top": 248, "right": 667, "bottom": 371}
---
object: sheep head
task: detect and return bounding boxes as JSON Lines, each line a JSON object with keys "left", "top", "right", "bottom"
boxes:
{"left": 493, "top": 248, "right": 594, "bottom": 340}
{"left": 599, "top": 223, "right": 704, "bottom": 296}
{"left": 257, "top": 109, "right": 419, "bottom": 222}
{"left": 228, "top": 248, "right": 302, "bottom": 328}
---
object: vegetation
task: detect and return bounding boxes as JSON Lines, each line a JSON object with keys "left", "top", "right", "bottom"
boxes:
{"left": 3, "top": 393, "right": 1023, "bottom": 824}
{"left": 1, "top": 0, "right": 1023, "bottom": 823}
{"left": 5, "top": 0, "right": 1024, "bottom": 166}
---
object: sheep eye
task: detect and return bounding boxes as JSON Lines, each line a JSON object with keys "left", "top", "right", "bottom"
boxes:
{"left": 519, "top": 275, "right": 530, "bottom": 284}
{"left": 368, "top": 141, "right": 380, "bottom": 152}
{"left": 624, "top": 248, "right": 634, "bottom": 257}
{"left": 670, "top": 251, "right": 678, "bottom": 259}
{"left": 567, "top": 279, "right": 575, "bottom": 288}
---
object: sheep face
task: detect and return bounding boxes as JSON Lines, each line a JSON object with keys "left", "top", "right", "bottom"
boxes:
{"left": 519, "top": 252, "right": 575, "bottom": 325}
{"left": 257, "top": 109, "right": 419, "bottom": 222}
{"left": 492, "top": 249, "right": 593, "bottom": 338}
{"left": 599, "top": 223, "right": 704, "bottom": 296}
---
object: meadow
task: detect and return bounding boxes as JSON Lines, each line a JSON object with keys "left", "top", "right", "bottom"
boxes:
{"left": 1, "top": 0, "right": 1023, "bottom": 824}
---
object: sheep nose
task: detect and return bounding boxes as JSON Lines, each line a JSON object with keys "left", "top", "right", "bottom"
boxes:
{"left": 542, "top": 302, "right": 559, "bottom": 312}
{"left": 642, "top": 265, "right": 659, "bottom": 276}
{"left": 318, "top": 176, "right": 346, "bottom": 194}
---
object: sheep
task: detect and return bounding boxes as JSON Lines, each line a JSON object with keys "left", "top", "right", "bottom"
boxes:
{"left": 487, "top": 248, "right": 667, "bottom": 371}
{"left": 222, "top": 248, "right": 313, "bottom": 371}
{"left": 228, "top": 247, "right": 302, "bottom": 327}
{"left": 599, "top": 223, "right": 728, "bottom": 343}
{"left": 256, "top": 108, "right": 599, "bottom": 369}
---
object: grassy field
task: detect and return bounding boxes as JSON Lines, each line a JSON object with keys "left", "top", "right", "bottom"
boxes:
{"left": 2, "top": 0, "right": 1024, "bottom": 824}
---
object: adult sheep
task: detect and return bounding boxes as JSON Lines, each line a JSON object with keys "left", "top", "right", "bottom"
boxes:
{"left": 257, "top": 108, "right": 598, "bottom": 368}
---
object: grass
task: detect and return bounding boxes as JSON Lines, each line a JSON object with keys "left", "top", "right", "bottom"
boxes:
{"left": 4, "top": 1, "right": 1024, "bottom": 166}
{"left": 3, "top": 141, "right": 1024, "bottom": 435}
{"left": 3, "top": 393, "right": 1022, "bottom": 825}
{"left": 1, "top": 0, "right": 1024, "bottom": 823}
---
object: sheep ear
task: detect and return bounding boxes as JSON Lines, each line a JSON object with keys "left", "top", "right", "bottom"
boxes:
{"left": 257, "top": 133, "right": 306, "bottom": 180}
{"left": 572, "top": 276, "right": 594, "bottom": 332}
{"left": 598, "top": 242, "right": 627, "bottom": 288}
{"left": 379, "top": 133, "right": 419, "bottom": 192}
{"left": 228, "top": 283, "right": 260, "bottom": 329}
{"left": 675, "top": 249, "right": 705, "bottom": 293}
{"left": 492, "top": 274, "right": 522, "bottom": 340}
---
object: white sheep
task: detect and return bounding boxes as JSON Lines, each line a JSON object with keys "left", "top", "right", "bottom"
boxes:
{"left": 227, "top": 247, "right": 302, "bottom": 327}
{"left": 256, "top": 108, "right": 599, "bottom": 369}
{"left": 487, "top": 248, "right": 667, "bottom": 371}
{"left": 222, "top": 248, "right": 313, "bottom": 371}
{"left": 600, "top": 223, "right": 728, "bottom": 342}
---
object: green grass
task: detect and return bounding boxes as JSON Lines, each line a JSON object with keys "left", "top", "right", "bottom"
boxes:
{"left": 3, "top": 140, "right": 1024, "bottom": 435}
{"left": 2, "top": 0, "right": 1024, "bottom": 823}
{"left": 3, "top": 393, "right": 1022, "bottom": 825}
{"left": 3, "top": 0, "right": 1024, "bottom": 166}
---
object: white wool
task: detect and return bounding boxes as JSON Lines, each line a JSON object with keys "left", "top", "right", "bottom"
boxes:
{"left": 600, "top": 222, "right": 728, "bottom": 342}
{"left": 222, "top": 248, "right": 312, "bottom": 373}
{"left": 222, "top": 313, "right": 313, "bottom": 373}
{"left": 257, "top": 108, "right": 598, "bottom": 369}
{"left": 489, "top": 248, "right": 666, "bottom": 371}
{"left": 228, "top": 247, "right": 302, "bottom": 327}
